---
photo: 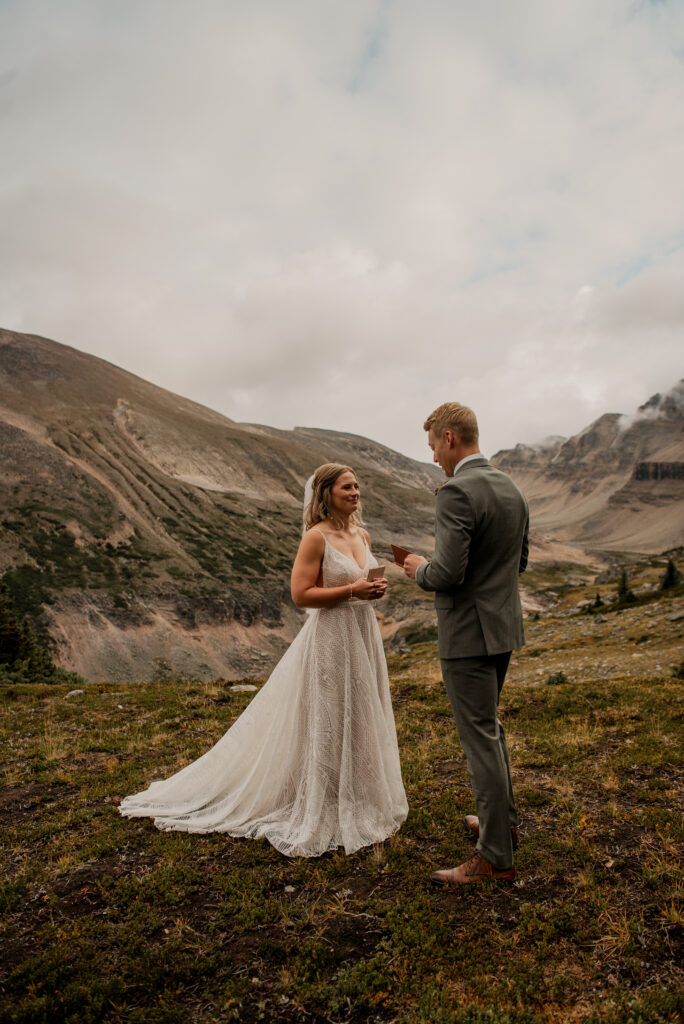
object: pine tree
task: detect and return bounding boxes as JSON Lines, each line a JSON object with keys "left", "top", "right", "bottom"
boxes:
{"left": 0, "top": 582, "right": 63, "bottom": 683}
{"left": 0, "top": 584, "right": 24, "bottom": 666}
{"left": 616, "top": 569, "right": 636, "bottom": 605}
{"left": 660, "top": 559, "right": 682, "bottom": 591}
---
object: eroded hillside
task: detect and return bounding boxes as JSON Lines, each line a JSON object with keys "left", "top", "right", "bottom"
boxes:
{"left": 0, "top": 329, "right": 440, "bottom": 681}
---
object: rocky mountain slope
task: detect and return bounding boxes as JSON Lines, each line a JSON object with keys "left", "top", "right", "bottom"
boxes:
{"left": 492, "top": 382, "right": 684, "bottom": 553}
{"left": 0, "top": 329, "right": 441, "bottom": 682}
{"left": 2, "top": 328, "right": 681, "bottom": 682}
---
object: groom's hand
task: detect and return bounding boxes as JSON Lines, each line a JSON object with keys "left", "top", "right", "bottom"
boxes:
{"left": 403, "top": 553, "right": 427, "bottom": 580}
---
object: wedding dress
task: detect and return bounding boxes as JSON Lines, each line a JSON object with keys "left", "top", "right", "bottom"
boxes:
{"left": 119, "top": 535, "right": 408, "bottom": 857}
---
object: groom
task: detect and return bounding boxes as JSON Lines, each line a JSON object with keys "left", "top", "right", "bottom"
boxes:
{"left": 403, "top": 402, "right": 529, "bottom": 884}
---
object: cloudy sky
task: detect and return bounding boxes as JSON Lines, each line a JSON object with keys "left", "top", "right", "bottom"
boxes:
{"left": 1, "top": 0, "right": 683, "bottom": 460}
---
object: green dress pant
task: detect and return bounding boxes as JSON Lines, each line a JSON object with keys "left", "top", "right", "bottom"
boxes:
{"left": 440, "top": 652, "right": 519, "bottom": 869}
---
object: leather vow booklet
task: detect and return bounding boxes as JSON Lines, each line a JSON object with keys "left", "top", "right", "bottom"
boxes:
{"left": 367, "top": 565, "right": 387, "bottom": 581}
{"left": 391, "top": 544, "right": 412, "bottom": 566}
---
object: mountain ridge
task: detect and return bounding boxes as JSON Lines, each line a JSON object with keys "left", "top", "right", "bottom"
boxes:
{"left": 0, "top": 329, "right": 441, "bottom": 681}
{"left": 491, "top": 380, "right": 684, "bottom": 553}
{"left": 1, "top": 328, "right": 682, "bottom": 682}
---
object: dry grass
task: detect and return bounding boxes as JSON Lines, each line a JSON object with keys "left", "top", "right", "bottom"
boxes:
{"left": 0, "top": 591, "right": 682, "bottom": 1023}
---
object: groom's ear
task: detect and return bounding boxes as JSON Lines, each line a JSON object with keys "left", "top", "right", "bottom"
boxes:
{"left": 444, "top": 429, "right": 456, "bottom": 448}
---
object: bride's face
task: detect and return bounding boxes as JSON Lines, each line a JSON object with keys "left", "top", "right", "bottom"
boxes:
{"left": 329, "top": 471, "right": 360, "bottom": 518}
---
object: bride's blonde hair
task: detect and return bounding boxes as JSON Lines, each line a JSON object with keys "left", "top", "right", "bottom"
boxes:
{"left": 304, "top": 463, "right": 363, "bottom": 531}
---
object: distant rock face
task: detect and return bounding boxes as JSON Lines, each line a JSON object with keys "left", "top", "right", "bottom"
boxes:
{"left": 633, "top": 462, "right": 684, "bottom": 481}
{"left": 0, "top": 328, "right": 441, "bottom": 682}
{"left": 492, "top": 381, "right": 684, "bottom": 553}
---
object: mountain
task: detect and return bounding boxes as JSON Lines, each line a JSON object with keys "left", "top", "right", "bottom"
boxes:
{"left": 0, "top": 329, "right": 441, "bottom": 682}
{"left": 492, "top": 381, "right": 684, "bottom": 553}
{"left": 2, "top": 328, "right": 682, "bottom": 683}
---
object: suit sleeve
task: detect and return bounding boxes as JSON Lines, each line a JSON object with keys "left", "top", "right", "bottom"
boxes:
{"left": 415, "top": 483, "right": 474, "bottom": 592}
{"left": 519, "top": 504, "right": 529, "bottom": 574}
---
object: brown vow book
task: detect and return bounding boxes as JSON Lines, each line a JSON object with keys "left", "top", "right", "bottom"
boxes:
{"left": 367, "top": 565, "right": 387, "bottom": 581}
{"left": 391, "top": 544, "right": 412, "bottom": 566}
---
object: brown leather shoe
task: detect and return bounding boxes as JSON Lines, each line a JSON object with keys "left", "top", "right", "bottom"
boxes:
{"left": 430, "top": 852, "right": 515, "bottom": 886}
{"left": 464, "top": 814, "right": 519, "bottom": 850}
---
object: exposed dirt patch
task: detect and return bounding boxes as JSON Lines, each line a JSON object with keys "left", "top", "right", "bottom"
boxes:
{"left": 0, "top": 780, "right": 75, "bottom": 825}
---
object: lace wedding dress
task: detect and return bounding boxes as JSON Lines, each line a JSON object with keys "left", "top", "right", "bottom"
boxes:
{"left": 119, "top": 535, "right": 408, "bottom": 857}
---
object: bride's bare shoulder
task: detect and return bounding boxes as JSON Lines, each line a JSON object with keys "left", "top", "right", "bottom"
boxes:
{"left": 299, "top": 527, "right": 326, "bottom": 551}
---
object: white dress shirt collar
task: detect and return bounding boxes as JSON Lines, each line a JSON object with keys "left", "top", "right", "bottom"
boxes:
{"left": 453, "top": 452, "right": 485, "bottom": 475}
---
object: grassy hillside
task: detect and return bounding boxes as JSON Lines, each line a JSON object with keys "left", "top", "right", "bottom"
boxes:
{"left": 1, "top": 594, "right": 682, "bottom": 1024}
{"left": 0, "top": 329, "right": 441, "bottom": 682}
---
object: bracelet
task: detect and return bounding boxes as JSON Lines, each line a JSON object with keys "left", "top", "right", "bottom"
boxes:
{"left": 349, "top": 583, "right": 353, "bottom": 602}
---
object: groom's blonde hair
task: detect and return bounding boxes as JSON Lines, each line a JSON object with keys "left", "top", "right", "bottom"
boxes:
{"left": 424, "top": 403, "right": 479, "bottom": 446}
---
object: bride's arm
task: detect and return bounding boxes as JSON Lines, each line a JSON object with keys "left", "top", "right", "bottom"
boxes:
{"left": 290, "top": 531, "right": 383, "bottom": 608}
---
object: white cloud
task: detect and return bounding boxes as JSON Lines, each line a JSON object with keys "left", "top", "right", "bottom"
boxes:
{"left": 0, "top": 0, "right": 682, "bottom": 460}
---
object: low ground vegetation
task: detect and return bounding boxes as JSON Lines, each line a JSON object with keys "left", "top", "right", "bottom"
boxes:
{"left": 1, "top": 590, "right": 682, "bottom": 1023}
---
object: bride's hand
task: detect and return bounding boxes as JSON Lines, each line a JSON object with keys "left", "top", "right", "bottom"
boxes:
{"left": 351, "top": 577, "right": 388, "bottom": 601}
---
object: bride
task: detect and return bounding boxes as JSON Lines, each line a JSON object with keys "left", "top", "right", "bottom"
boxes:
{"left": 119, "top": 463, "right": 408, "bottom": 857}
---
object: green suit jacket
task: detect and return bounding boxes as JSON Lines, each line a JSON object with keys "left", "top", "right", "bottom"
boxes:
{"left": 415, "top": 458, "right": 529, "bottom": 658}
